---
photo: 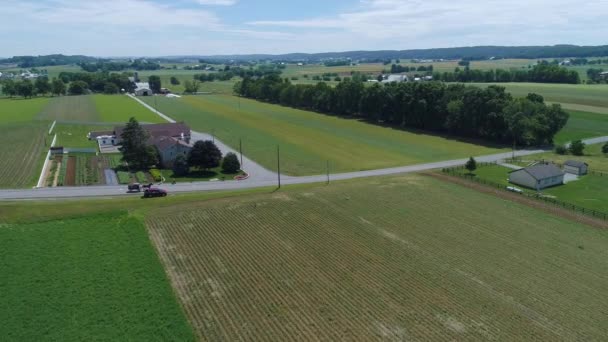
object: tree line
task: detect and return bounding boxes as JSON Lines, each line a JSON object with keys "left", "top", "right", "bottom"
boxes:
{"left": 79, "top": 59, "right": 161, "bottom": 72}
{"left": 233, "top": 75, "right": 569, "bottom": 147}
{"left": 432, "top": 63, "right": 580, "bottom": 84}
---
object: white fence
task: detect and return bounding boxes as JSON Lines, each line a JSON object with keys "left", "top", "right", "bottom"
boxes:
{"left": 36, "top": 134, "right": 57, "bottom": 188}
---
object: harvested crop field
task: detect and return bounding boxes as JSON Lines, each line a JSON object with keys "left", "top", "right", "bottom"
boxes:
{"left": 145, "top": 174, "right": 608, "bottom": 341}
{"left": 64, "top": 156, "right": 76, "bottom": 186}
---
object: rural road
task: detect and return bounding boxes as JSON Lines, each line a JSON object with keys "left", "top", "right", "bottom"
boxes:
{"left": 1, "top": 96, "right": 606, "bottom": 200}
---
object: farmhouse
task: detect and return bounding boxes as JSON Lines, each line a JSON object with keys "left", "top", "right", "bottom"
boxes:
{"left": 563, "top": 160, "right": 588, "bottom": 175}
{"left": 382, "top": 74, "right": 409, "bottom": 83}
{"left": 89, "top": 122, "right": 192, "bottom": 165}
{"left": 151, "top": 136, "right": 192, "bottom": 167}
{"left": 134, "top": 82, "right": 152, "bottom": 96}
{"left": 508, "top": 163, "right": 564, "bottom": 190}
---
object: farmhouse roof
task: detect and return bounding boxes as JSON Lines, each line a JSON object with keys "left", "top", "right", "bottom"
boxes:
{"left": 510, "top": 163, "right": 564, "bottom": 180}
{"left": 149, "top": 136, "right": 191, "bottom": 152}
{"left": 135, "top": 82, "right": 151, "bottom": 91}
{"left": 564, "top": 160, "right": 588, "bottom": 168}
{"left": 114, "top": 122, "right": 191, "bottom": 139}
{"left": 88, "top": 130, "right": 114, "bottom": 139}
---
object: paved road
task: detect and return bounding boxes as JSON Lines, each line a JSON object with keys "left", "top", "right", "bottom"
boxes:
{"left": 1, "top": 96, "right": 606, "bottom": 200}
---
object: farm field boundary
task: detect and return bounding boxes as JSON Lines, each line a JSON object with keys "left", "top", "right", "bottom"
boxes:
{"left": 36, "top": 134, "right": 57, "bottom": 188}
{"left": 438, "top": 167, "right": 608, "bottom": 225}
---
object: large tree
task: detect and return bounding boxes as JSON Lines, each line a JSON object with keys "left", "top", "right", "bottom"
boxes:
{"left": 51, "top": 78, "right": 66, "bottom": 96}
{"left": 188, "top": 140, "right": 222, "bottom": 170}
{"left": 35, "top": 76, "right": 51, "bottom": 95}
{"left": 148, "top": 75, "right": 161, "bottom": 93}
{"left": 68, "top": 80, "right": 88, "bottom": 95}
{"left": 1, "top": 79, "right": 17, "bottom": 97}
{"left": 119, "top": 117, "right": 158, "bottom": 169}
{"left": 16, "top": 80, "right": 35, "bottom": 98}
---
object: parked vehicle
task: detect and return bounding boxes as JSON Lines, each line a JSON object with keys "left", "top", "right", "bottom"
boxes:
{"left": 506, "top": 186, "right": 523, "bottom": 194}
{"left": 143, "top": 188, "right": 168, "bottom": 198}
{"left": 127, "top": 183, "right": 141, "bottom": 192}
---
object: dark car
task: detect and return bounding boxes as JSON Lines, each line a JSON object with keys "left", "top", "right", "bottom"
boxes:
{"left": 143, "top": 188, "right": 167, "bottom": 198}
{"left": 127, "top": 183, "right": 141, "bottom": 192}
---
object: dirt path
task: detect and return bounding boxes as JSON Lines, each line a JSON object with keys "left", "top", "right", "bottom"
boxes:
{"left": 65, "top": 156, "right": 76, "bottom": 186}
{"left": 52, "top": 161, "right": 61, "bottom": 187}
{"left": 425, "top": 172, "right": 608, "bottom": 229}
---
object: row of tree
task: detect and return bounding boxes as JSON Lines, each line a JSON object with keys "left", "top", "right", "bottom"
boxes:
{"left": 1, "top": 78, "right": 67, "bottom": 97}
{"left": 390, "top": 64, "right": 433, "bottom": 73}
{"left": 79, "top": 59, "right": 161, "bottom": 72}
{"left": 233, "top": 75, "right": 569, "bottom": 146}
{"left": 432, "top": 64, "right": 580, "bottom": 84}
{"left": 586, "top": 68, "right": 607, "bottom": 83}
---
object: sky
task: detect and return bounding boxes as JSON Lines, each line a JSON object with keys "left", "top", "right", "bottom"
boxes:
{"left": 1, "top": 0, "right": 607, "bottom": 57}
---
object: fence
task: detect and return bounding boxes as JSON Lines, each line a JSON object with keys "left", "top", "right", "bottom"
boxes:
{"left": 442, "top": 166, "right": 608, "bottom": 221}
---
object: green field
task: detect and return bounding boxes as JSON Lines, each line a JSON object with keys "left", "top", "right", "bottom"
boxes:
{"left": 0, "top": 212, "right": 195, "bottom": 341}
{"left": 554, "top": 110, "right": 608, "bottom": 144}
{"left": 92, "top": 95, "right": 167, "bottom": 123}
{"left": 143, "top": 174, "right": 608, "bottom": 340}
{"left": 54, "top": 123, "right": 112, "bottom": 148}
{"left": 36, "top": 95, "right": 100, "bottom": 122}
{"left": 469, "top": 83, "right": 608, "bottom": 111}
{"left": 143, "top": 94, "right": 506, "bottom": 175}
{"left": 0, "top": 97, "right": 50, "bottom": 123}
{"left": 0, "top": 123, "right": 48, "bottom": 188}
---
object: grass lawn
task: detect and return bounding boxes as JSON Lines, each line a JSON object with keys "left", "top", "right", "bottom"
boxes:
{"left": 144, "top": 173, "right": 608, "bottom": 341}
{"left": 54, "top": 123, "right": 112, "bottom": 148}
{"left": 142, "top": 94, "right": 506, "bottom": 176}
{"left": 554, "top": 111, "right": 608, "bottom": 144}
{"left": 0, "top": 97, "right": 50, "bottom": 124}
{"left": 0, "top": 212, "right": 195, "bottom": 341}
{"left": 0, "top": 123, "right": 48, "bottom": 188}
{"left": 161, "top": 166, "right": 244, "bottom": 183}
{"left": 36, "top": 95, "right": 100, "bottom": 122}
{"left": 92, "top": 94, "right": 167, "bottom": 123}
{"left": 519, "top": 143, "right": 608, "bottom": 172}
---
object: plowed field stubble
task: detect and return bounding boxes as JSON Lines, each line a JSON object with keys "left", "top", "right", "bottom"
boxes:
{"left": 146, "top": 174, "right": 608, "bottom": 341}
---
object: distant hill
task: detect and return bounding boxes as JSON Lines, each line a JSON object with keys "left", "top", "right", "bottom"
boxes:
{"left": 0, "top": 54, "right": 99, "bottom": 68}
{"left": 193, "top": 45, "right": 608, "bottom": 62}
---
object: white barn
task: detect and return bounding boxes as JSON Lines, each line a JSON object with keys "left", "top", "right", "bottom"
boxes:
{"left": 508, "top": 163, "right": 564, "bottom": 190}
{"left": 134, "top": 82, "right": 152, "bottom": 96}
{"left": 382, "top": 74, "right": 408, "bottom": 83}
{"left": 563, "top": 160, "right": 588, "bottom": 175}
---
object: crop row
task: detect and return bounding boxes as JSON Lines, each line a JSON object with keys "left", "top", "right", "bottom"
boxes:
{"left": 56, "top": 155, "right": 69, "bottom": 186}
{"left": 146, "top": 177, "right": 603, "bottom": 341}
{"left": 0, "top": 124, "right": 47, "bottom": 188}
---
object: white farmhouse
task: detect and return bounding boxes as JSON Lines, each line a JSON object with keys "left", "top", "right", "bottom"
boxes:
{"left": 508, "top": 163, "right": 564, "bottom": 190}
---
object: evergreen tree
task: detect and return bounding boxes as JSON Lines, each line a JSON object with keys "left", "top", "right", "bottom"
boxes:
{"left": 221, "top": 152, "right": 241, "bottom": 173}
{"left": 119, "top": 117, "right": 157, "bottom": 169}
{"left": 465, "top": 157, "right": 477, "bottom": 174}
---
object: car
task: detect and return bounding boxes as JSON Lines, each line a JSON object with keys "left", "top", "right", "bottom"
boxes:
{"left": 143, "top": 188, "right": 168, "bottom": 198}
{"left": 506, "top": 186, "right": 523, "bottom": 194}
{"left": 127, "top": 183, "right": 141, "bottom": 192}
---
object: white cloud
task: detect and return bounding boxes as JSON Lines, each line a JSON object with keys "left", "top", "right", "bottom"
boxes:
{"left": 197, "top": 0, "right": 238, "bottom": 5}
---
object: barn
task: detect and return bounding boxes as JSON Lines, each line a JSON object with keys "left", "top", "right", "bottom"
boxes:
{"left": 134, "top": 82, "right": 152, "bottom": 96}
{"left": 508, "top": 163, "right": 564, "bottom": 190}
{"left": 563, "top": 160, "right": 588, "bottom": 176}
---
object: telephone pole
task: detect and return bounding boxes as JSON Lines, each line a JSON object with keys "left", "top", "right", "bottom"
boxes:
{"left": 239, "top": 138, "right": 243, "bottom": 167}
{"left": 277, "top": 145, "right": 281, "bottom": 189}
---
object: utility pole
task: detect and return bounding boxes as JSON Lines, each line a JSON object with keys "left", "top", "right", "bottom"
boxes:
{"left": 326, "top": 160, "right": 330, "bottom": 185}
{"left": 239, "top": 138, "right": 243, "bottom": 167}
{"left": 277, "top": 145, "right": 281, "bottom": 189}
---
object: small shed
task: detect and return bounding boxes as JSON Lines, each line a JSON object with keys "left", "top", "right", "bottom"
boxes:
{"left": 50, "top": 146, "right": 64, "bottom": 155}
{"left": 563, "top": 160, "right": 588, "bottom": 175}
{"left": 508, "top": 163, "right": 564, "bottom": 190}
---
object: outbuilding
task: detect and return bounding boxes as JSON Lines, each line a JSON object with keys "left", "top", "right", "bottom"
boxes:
{"left": 508, "top": 163, "right": 564, "bottom": 190}
{"left": 134, "top": 82, "right": 152, "bottom": 96}
{"left": 563, "top": 160, "right": 588, "bottom": 175}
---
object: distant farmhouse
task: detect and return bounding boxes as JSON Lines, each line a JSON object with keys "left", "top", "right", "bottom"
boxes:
{"left": 134, "top": 82, "right": 152, "bottom": 96}
{"left": 382, "top": 74, "right": 409, "bottom": 83}
{"left": 508, "top": 163, "right": 565, "bottom": 190}
{"left": 89, "top": 122, "right": 192, "bottom": 167}
{"left": 563, "top": 160, "right": 588, "bottom": 176}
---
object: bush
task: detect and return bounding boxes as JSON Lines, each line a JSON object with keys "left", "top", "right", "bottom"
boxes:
{"left": 117, "top": 171, "right": 131, "bottom": 184}
{"left": 569, "top": 140, "right": 586, "bottom": 156}
{"left": 221, "top": 152, "right": 241, "bottom": 174}
{"left": 149, "top": 168, "right": 163, "bottom": 182}
{"left": 171, "top": 155, "right": 189, "bottom": 177}
{"left": 555, "top": 144, "right": 567, "bottom": 155}
{"left": 602, "top": 142, "right": 608, "bottom": 155}
{"left": 465, "top": 157, "right": 477, "bottom": 173}
{"left": 135, "top": 171, "right": 148, "bottom": 183}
